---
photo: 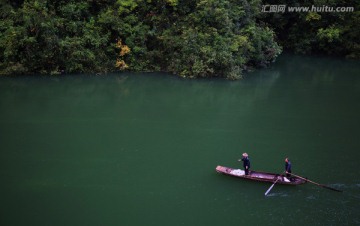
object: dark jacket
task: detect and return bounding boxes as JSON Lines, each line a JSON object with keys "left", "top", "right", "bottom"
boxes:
{"left": 241, "top": 157, "right": 250, "bottom": 168}
{"left": 285, "top": 161, "right": 292, "bottom": 172}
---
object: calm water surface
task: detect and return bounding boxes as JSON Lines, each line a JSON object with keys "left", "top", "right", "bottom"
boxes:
{"left": 1, "top": 54, "right": 360, "bottom": 225}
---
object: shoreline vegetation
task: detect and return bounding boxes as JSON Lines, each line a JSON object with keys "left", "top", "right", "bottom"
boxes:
{"left": 0, "top": 0, "right": 359, "bottom": 79}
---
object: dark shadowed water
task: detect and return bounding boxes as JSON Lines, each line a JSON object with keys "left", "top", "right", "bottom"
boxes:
{"left": 1, "top": 54, "right": 359, "bottom": 225}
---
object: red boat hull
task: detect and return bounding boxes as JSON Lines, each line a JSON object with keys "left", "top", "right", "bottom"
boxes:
{"left": 216, "top": 165, "right": 306, "bottom": 185}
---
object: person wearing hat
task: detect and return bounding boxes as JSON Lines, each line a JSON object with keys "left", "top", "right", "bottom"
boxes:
{"left": 285, "top": 157, "right": 292, "bottom": 179}
{"left": 239, "top": 153, "right": 250, "bottom": 175}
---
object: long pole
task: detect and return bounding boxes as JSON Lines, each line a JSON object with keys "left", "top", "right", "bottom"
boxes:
{"left": 265, "top": 172, "right": 284, "bottom": 196}
{"left": 289, "top": 172, "right": 343, "bottom": 192}
{"left": 265, "top": 177, "right": 280, "bottom": 196}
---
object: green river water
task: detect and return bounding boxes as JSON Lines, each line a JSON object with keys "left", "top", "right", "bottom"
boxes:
{"left": 1, "top": 54, "right": 360, "bottom": 225}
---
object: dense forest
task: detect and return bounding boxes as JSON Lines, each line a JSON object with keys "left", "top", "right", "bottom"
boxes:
{"left": 0, "top": 0, "right": 359, "bottom": 78}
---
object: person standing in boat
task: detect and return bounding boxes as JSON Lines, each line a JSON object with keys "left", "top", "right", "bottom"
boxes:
{"left": 285, "top": 158, "right": 292, "bottom": 180}
{"left": 239, "top": 153, "right": 250, "bottom": 175}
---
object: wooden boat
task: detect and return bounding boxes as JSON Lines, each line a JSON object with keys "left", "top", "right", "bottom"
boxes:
{"left": 216, "top": 165, "right": 306, "bottom": 185}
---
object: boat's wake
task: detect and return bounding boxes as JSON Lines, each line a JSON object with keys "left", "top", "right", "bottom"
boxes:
{"left": 266, "top": 192, "right": 289, "bottom": 197}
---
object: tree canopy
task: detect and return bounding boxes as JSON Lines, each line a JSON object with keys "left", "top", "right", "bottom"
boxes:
{"left": 261, "top": 0, "right": 359, "bottom": 58}
{"left": 0, "top": 0, "right": 358, "bottom": 78}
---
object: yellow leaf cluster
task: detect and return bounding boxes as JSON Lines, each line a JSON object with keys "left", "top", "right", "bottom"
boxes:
{"left": 115, "top": 39, "right": 122, "bottom": 48}
{"left": 115, "top": 39, "right": 130, "bottom": 70}
{"left": 115, "top": 59, "right": 128, "bottom": 70}
{"left": 116, "top": 39, "right": 131, "bottom": 56}
{"left": 120, "top": 45, "right": 130, "bottom": 56}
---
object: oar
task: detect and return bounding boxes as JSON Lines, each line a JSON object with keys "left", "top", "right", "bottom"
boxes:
{"left": 265, "top": 173, "right": 284, "bottom": 196}
{"left": 289, "top": 172, "right": 343, "bottom": 192}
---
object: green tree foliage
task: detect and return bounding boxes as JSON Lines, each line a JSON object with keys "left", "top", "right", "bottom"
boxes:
{"left": 158, "top": 0, "right": 282, "bottom": 79}
{"left": 0, "top": 0, "right": 130, "bottom": 75}
{"left": 1, "top": 0, "right": 282, "bottom": 78}
{"left": 261, "top": 0, "right": 360, "bottom": 58}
